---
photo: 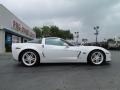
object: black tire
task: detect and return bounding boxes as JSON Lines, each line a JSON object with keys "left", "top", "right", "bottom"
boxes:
{"left": 20, "top": 50, "right": 40, "bottom": 67}
{"left": 87, "top": 50, "right": 106, "bottom": 65}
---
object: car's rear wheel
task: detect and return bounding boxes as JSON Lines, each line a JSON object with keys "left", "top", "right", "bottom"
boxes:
{"left": 20, "top": 50, "right": 40, "bottom": 67}
{"left": 88, "top": 50, "right": 106, "bottom": 65}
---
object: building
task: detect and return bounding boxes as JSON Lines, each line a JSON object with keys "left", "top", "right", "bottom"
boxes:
{"left": 0, "top": 4, "right": 36, "bottom": 53}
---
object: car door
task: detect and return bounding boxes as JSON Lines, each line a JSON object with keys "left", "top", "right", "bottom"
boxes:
{"left": 60, "top": 39, "right": 81, "bottom": 62}
{"left": 43, "top": 38, "right": 80, "bottom": 62}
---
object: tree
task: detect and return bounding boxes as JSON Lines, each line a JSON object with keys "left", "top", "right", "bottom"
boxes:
{"left": 41, "top": 26, "right": 51, "bottom": 37}
{"left": 33, "top": 25, "right": 73, "bottom": 40}
{"left": 50, "top": 25, "right": 59, "bottom": 37}
{"left": 33, "top": 27, "right": 42, "bottom": 38}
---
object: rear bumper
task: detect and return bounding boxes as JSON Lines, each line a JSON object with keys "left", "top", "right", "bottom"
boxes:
{"left": 12, "top": 49, "right": 20, "bottom": 61}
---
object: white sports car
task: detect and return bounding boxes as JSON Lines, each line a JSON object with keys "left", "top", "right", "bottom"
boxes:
{"left": 12, "top": 37, "right": 111, "bottom": 67}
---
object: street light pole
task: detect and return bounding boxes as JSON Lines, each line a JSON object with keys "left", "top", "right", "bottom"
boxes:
{"left": 74, "top": 32, "right": 79, "bottom": 45}
{"left": 94, "top": 26, "right": 99, "bottom": 45}
{"left": 76, "top": 32, "right": 79, "bottom": 45}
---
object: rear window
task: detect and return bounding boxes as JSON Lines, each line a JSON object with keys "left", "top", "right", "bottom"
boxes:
{"left": 27, "top": 39, "right": 42, "bottom": 44}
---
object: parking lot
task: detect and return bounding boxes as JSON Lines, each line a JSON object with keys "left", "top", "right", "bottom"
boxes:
{"left": 0, "top": 51, "right": 120, "bottom": 90}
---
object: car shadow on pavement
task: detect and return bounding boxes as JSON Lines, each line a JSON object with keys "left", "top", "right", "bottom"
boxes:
{"left": 15, "top": 62, "right": 111, "bottom": 68}
{"left": 11, "top": 62, "right": 112, "bottom": 74}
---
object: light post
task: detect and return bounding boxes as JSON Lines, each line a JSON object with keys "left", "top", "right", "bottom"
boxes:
{"left": 94, "top": 26, "right": 99, "bottom": 45}
{"left": 74, "top": 32, "right": 79, "bottom": 45}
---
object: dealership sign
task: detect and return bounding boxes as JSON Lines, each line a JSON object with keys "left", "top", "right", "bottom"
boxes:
{"left": 12, "top": 20, "right": 35, "bottom": 38}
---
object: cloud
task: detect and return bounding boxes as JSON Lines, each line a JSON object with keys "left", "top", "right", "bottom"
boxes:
{"left": 1, "top": 0, "right": 120, "bottom": 42}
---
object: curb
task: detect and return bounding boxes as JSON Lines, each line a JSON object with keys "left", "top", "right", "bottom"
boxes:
{"left": 0, "top": 53, "right": 13, "bottom": 60}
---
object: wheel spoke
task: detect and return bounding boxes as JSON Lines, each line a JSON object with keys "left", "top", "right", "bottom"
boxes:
{"left": 28, "top": 60, "right": 32, "bottom": 64}
{"left": 24, "top": 58, "right": 28, "bottom": 61}
{"left": 97, "top": 53, "right": 101, "bottom": 57}
{"left": 31, "top": 58, "right": 35, "bottom": 61}
{"left": 93, "top": 59, "right": 97, "bottom": 63}
{"left": 25, "top": 53, "right": 30, "bottom": 58}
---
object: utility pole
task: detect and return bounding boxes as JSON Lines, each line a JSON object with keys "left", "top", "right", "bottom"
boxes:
{"left": 94, "top": 26, "right": 99, "bottom": 45}
{"left": 74, "top": 32, "right": 79, "bottom": 45}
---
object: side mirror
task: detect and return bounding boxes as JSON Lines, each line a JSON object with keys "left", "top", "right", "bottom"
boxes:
{"left": 64, "top": 43, "right": 69, "bottom": 48}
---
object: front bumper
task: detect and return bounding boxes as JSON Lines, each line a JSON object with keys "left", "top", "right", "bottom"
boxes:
{"left": 105, "top": 52, "right": 111, "bottom": 61}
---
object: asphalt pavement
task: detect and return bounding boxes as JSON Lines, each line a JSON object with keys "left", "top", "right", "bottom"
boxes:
{"left": 0, "top": 51, "right": 120, "bottom": 90}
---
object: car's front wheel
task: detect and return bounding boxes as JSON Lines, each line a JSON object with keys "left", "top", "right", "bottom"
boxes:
{"left": 88, "top": 50, "right": 106, "bottom": 65}
{"left": 20, "top": 50, "right": 40, "bottom": 67}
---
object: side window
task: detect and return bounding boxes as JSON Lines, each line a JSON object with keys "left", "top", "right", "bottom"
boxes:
{"left": 45, "top": 38, "right": 65, "bottom": 46}
{"left": 27, "top": 39, "right": 42, "bottom": 44}
{"left": 61, "top": 39, "right": 74, "bottom": 46}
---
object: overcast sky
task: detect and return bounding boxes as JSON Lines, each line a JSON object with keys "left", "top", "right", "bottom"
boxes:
{"left": 1, "top": 0, "right": 120, "bottom": 42}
